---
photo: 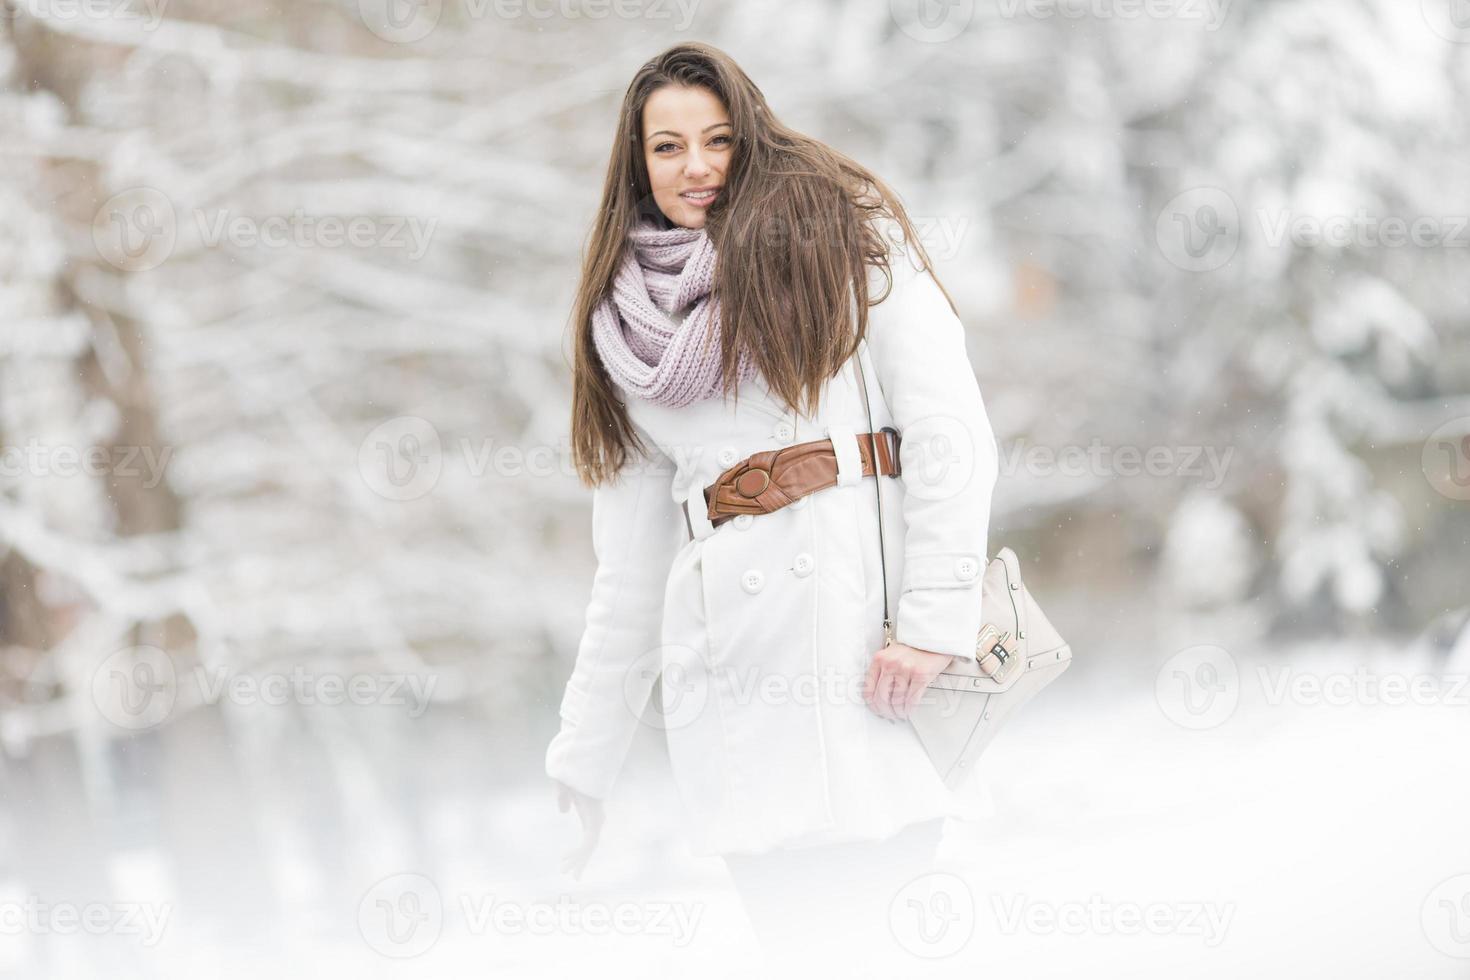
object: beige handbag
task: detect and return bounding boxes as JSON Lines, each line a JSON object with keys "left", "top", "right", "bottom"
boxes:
{"left": 855, "top": 339, "right": 1073, "bottom": 789}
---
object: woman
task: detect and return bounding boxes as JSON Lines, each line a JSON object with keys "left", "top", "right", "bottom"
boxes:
{"left": 546, "top": 41, "right": 999, "bottom": 967}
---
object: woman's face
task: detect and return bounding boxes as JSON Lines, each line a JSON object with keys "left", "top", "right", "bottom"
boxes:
{"left": 641, "top": 84, "right": 732, "bottom": 230}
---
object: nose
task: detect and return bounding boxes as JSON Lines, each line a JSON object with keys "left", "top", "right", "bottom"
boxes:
{"left": 684, "top": 146, "right": 710, "bottom": 179}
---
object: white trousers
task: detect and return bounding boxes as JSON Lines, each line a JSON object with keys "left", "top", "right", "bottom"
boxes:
{"left": 722, "top": 817, "right": 945, "bottom": 977}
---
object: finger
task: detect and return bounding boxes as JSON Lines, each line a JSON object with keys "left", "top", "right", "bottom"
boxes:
{"left": 866, "top": 668, "right": 888, "bottom": 718}
{"left": 573, "top": 840, "right": 596, "bottom": 879}
{"left": 904, "top": 671, "right": 931, "bottom": 713}
{"left": 876, "top": 670, "right": 899, "bottom": 721}
{"left": 561, "top": 843, "right": 590, "bottom": 879}
{"left": 889, "top": 669, "right": 911, "bottom": 719}
{"left": 904, "top": 672, "right": 934, "bottom": 715}
{"left": 573, "top": 796, "right": 604, "bottom": 832}
{"left": 890, "top": 673, "right": 913, "bottom": 719}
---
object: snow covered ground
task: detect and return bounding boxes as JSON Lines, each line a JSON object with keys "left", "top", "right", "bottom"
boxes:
{"left": 4, "top": 637, "right": 1466, "bottom": 979}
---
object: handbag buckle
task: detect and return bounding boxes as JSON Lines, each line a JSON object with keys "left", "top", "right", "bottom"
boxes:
{"left": 974, "top": 624, "right": 1020, "bottom": 681}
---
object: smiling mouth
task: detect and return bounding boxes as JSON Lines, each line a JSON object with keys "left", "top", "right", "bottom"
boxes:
{"left": 681, "top": 188, "right": 720, "bottom": 202}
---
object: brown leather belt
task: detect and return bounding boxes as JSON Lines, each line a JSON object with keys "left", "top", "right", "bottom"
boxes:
{"left": 681, "top": 427, "right": 901, "bottom": 537}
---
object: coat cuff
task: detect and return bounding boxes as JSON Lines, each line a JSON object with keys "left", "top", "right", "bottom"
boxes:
{"left": 546, "top": 719, "right": 631, "bottom": 801}
{"left": 894, "top": 551, "right": 986, "bottom": 660}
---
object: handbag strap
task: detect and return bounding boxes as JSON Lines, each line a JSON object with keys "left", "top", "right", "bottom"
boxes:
{"left": 853, "top": 338, "right": 895, "bottom": 648}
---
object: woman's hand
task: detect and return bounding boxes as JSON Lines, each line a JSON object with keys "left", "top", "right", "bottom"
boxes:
{"left": 863, "top": 642, "right": 956, "bottom": 721}
{"left": 554, "top": 780, "right": 605, "bottom": 880}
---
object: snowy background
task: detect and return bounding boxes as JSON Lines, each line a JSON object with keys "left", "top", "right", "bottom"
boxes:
{"left": 2, "top": 0, "right": 1469, "bottom": 976}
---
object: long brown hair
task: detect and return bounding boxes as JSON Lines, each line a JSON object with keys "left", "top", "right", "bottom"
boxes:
{"left": 569, "top": 41, "right": 957, "bottom": 487}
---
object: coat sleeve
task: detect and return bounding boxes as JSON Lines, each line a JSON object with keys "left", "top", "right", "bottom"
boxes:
{"left": 863, "top": 227, "right": 1001, "bottom": 661}
{"left": 544, "top": 424, "right": 685, "bottom": 799}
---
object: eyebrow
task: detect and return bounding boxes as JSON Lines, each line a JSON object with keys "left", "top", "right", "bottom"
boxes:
{"left": 646, "top": 122, "right": 732, "bottom": 142}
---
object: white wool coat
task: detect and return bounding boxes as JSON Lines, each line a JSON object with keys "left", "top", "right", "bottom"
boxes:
{"left": 546, "top": 225, "right": 1001, "bottom": 857}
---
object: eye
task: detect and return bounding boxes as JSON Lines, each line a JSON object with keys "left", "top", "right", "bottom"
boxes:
{"left": 710, "top": 134, "right": 732, "bottom": 147}
{"left": 654, "top": 141, "right": 678, "bottom": 153}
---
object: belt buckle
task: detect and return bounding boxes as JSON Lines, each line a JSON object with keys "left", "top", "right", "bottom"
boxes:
{"left": 878, "top": 426, "right": 901, "bottom": 476}
{"left": 733, "top": 465, "right": 771, "bottom": 498}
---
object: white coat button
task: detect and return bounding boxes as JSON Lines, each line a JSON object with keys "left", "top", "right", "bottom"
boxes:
{"left": 773, "top": 421, "right": 795, "bottom": 444}
{"left": 955, "top": 557, "right": 979, "bottom": 580}
{"left": 717, "top": 446, "right": 739, "bottom": 467}
{"left": 740, "top": 569, "right": 765, "bottom": 594}
{"left": 792, "top": 553, "right": 814, "bottom": 577}
{"left": 733, "top": 514, "right": 753, "bottom": 530}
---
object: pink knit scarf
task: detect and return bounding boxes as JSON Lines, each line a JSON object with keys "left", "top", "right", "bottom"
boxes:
{"left": 592, "top": 218, "right": 759, "bottom": 407}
